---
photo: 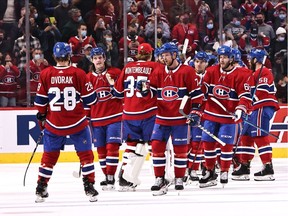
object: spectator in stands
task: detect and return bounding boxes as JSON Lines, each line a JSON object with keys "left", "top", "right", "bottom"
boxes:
{"left": 118, "top": 22, "right": 145, "bottom": 67}
{"left": 124, "top": 1, "right": 145, "bottom": 32}
{"left": 273, "top": 7, "right": 287, "bottom": 31}
{"left": 0, "top": 28, "right": 12, "bottom": 54}
{"left": 202, "top": 17, "right": 217, "bottom": 51}
{"left": 240, "top": 0, "right": 261, "bottom": 17}
{"left": 275, "top": 74, "right": 288, "bottom": 103}
{"left": 223, "top": 0, "right": 241, "bottom": 27}
{"left": 172, "top": 11, "right": 199, "bottom": 58}
{"left": 224, "top": 15, "right": 246, "bottom": 44}
{"left": 0, "top": 52, "right": 20, "bottom": 107}
{"left": 270, "top": 27, "right": 287, "bottom": 81}
{"left": 97, "top": 29, "right": 119, "bottom": 67}
{"left": 68, "top": 23, "right": 96, "bottom": 65}
{"left": 92, "top": 16, "right": 107, "bottom": 44}
{"left": 61, "top": 8, "right": 85, "bottom": 42}
{"left": 77, "top": 44, "right": 93, "bottom": 73}
{"left": 54, "top": 0, "right": 73, "bottom": 33}
{"left": 28, "top": 48, "right": 49, "bottom": 104}
{"left": 102, "top": 1, "right": 119, "bottom": 39}
{"left": 255, "top": 11, "right": 276, "bottom": 40}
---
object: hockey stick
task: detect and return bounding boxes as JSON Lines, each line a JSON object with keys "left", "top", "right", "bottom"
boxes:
{"left": 72, "top": 164, "right": 82, "bottom": 178}
{"left": 182, "top": 38, "right": 189, "bottom": 61}
{"left": 251, "top": 55, "right": 267, "bottom": 101}
{"left": 179, "top": 96, "right": 226, "bottom": 146}
{"left": 23, "top": 131, "right": 44, "bottom": 186}
{"left": 210, "top": 97, "right": 279, "bottom": 139}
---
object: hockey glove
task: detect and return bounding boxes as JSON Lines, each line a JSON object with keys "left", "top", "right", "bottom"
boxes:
{"left": 233, "top": 109, "right": 246, "bottom": 122}
{"left": 186, "top": 109, "right": 202, "bottom": 127}
{"left": 36, "top": 112, "right": 46, "bottom": 131}
{"left": 136, "top": 80, "right": 149, "bottom": 96}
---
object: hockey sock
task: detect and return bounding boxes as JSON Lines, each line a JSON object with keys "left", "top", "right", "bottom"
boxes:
{"left": 106, "top": 143, "right": 120, "bottom": 176}
{"left": 38, "top": 151, "right": 60, "bottom": 183}
{"left": 203, "top": 141, "right": 217, "bottom": 170}
{"left": 77, "top": 150, "right": 95, "bottom": 183}
{"left": 239, "top": 135, "right": 255, "bottom": 164}
{"left": 174, "top": 144, "right": 188, "bottom": 178}
{"left": 97, "top": 146, "right": 107, "bottom": 175}
{"left": 151, "top": 140, "right": 166, "bottom": 177}
{"left": 220, "top": 144, "right": 234, "bottom": 172}
{"left": 254, "top": 136, "right": 272, "bottom": 164}
{"left": 122, "top": 141, "right": 138, "bottom": 166}
{"left": 216, "top": 143, "right": 221, "bottom": 166}
{"left": 188, "top": 141, "right": 203, "bottom": 170}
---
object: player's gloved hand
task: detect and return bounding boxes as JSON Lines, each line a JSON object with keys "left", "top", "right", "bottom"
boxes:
{"left": 233, "top": 109, "right": 246, "bottom": 122}
{"left": 186, "top": 109, "right": 202, "bottom": 127}
{"left": 36, "top": 112, "right": 46, "bottom": 131}
{"left": 136, "top": 80, "right": 149, "bottom": 96}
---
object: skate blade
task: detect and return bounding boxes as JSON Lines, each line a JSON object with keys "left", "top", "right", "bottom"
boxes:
{"left": 102, "top": 185, "right": 115, "bottom": 191}
{"left": 118, "top": 186, "right": 136, "bottom": 192}
{"left": 254, "top": 175, "right": 275, "bottom": 181}
{"left": 232, "top": 175, "right": 250, "bottom": 181}
{"left": 35, "top": 196, "right": 46, "bottom": 203}
{"left": 199, "top": 181, "right": 217, "bottom": 188}
{"left": 152, "top": 188, "right": 168, "bottom": 196}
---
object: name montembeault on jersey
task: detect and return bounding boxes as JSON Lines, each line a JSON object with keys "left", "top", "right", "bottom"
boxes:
{"left": 51, "top": 76, "right": 73, "bottom": 84}
{"left": 125, "top": 67, "right": 152, "bottom": 74}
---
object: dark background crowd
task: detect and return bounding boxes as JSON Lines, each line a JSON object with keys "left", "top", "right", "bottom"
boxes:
{"left": 0, "top": 0, "right": 287, "bottom": 107}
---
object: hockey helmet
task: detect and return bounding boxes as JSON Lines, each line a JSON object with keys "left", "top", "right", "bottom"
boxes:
{"left": 232, "top": 48, "right": 242, "bottom": 62}
{"left": 53, "top": 42, "right": 72, "bottom": 58}
{"left": 194, "top": 51, "right": 209, "bottom": 62}
{"left": 160, "top": 42, "right": 179, "bottom": 56}
{"left": 247, "top": 48, "right": 267, "bottom": 63}
{"left": 90, "top": 47, "right": 106, "bottom": 58}
{"left": 217, "top": 45, "right": 233, "bottom": 58}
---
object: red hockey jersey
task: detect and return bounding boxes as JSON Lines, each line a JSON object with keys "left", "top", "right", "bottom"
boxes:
{"left": 86, "top": 67, "right": 123, "bottom": 126}
{"left": 34, "top": 66, "right": 97, "bottom": 136}
{"left": 0, "top": 65, "right": 20, "bottom": 98}
{"left": 28, "top": 60, "right": 49, "bottom": 95}
{"left": 150, "top": 63, "right": 203, "bottom": 126}
{"left": 202, "top": 65, "right": 252, "bottom": 124}
{"left": 113, "top": 60, "right": 159, "bottom": 120}
{"left": 68, "top": 36, "right": 96, "bottom": 63}
{"left": 248, "top": 67, "right": 279, "bottom": 111}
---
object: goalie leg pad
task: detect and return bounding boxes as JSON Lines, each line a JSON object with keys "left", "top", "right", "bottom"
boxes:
{"left": 123, "top": 143, "right": 148, "bottom": 185}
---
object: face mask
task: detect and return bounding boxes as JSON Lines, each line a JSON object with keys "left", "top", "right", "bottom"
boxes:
{"left": 234, "top": 20, "right": 240, "bottom": 26}
{"left": 256, "top": 19, "right": 263, "bottom": 25}
{"left": 105, "top": 37, "right": 112, "bottom": 42}
{"left": 250, "top": 33, "right": 257, "bottom": 38}
{"left": 278, "top": 36, "right": 285, "bottom": 41}
{"left": 279, "top": 14, "right": 286, "bottom": 20}
{"left": 207, "top": 24, "right": 213, "bottom": 29}
{"left": 78, "top": 16, "right": 82, "bottom": 22}
{"left": 43, "top": 23, "right": 50, "bottom": 28}
{"left": 183, "top": 18, "right": 189, "bottom": 24}
{"left": 81, "top": 30, "right": 87, "bottom": 37}
{"left": 34, "top": 54, "right": 41, "bottom": 60}
{"left": 129, "top": 31, "right": 137, "bottom": 37}
{"left": 157, "top": 32, "right": 163, "bottom": 39}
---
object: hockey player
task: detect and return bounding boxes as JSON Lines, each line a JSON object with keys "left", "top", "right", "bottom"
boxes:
{"left": 186, "top": 51, "right": 209, "bottom": 182}
{"left": 232, "top": 48, "right": 279, "bottom": 181}
{"left": 112, "top": 43, "right": 159, "bottom": 191}
{"left": 86, "top": 47, "right": 122, "bottom": 190}
{"left": 199, "top": 45, "right": 252, "bottom": 188}
{"left": 34, "top": 42, "right": 98, "bottom": 202}
{"left": 138, "top": 42, "right": 203, "bottom": 195}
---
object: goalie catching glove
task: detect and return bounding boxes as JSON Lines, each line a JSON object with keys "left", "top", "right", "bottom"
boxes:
{"left": 36, "top": 112, "right": 46, "bottom": 131}
{"left": 186, "top": 107, "right": 202, "bottom": 127}
{"left": 136, "top": 80, "right": 150, "bottom": 96}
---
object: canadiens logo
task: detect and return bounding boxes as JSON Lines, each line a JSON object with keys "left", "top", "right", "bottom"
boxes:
{"left": 3, "top": 75, "right": 16, "bottom": 84}
{"left": 213, "top": 85, "right": 231, "bottom": 99}
{"left": 31, "top": 72, "right": 40, "bottom": 81}
{"left": 96, "top": 87, "right": 113, "bottom": 102}
{"left": 161, "top": 86, "right": 179, "bottom": 101}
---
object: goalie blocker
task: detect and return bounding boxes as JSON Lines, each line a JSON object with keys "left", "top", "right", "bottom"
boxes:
{"left": 123, "top": 143, "right": 149, "bottom": 185}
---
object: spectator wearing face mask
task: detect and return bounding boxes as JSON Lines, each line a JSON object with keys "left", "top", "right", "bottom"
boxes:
{"left": 223, "top": 0, "right": 242, "bottom": 27}
{"left": 270, "top": 27, "right": 287, "bottom": 81}
{"left": 275, "top": 74, "right": 288, "bottom": 103}
{"left": 96, "top": 30, "right": 119, "bottom": 67}
{"left": 68, "top": 23, "right": 96, "bottom": 64}
{"left": 27, "top": 48, "right": 49, "bottom": 104}
{"left": 224, "top": 15, "right": 246, "bottom": 44}
{"left": 77, "top": 44, "right": 93, "bottom": 73}
{"left": 240, "top": 0, "right": 261, "bottom": 17}
{"left": 54, "top": 0, "right": 73, "bottom": 32}
{"left": 255, "top": 11, "right": 276, "bottom": 40}
{"left": 273, "top": 7, "right": 287, "bottom": 31}
{"left": 202, "top": 17, "right": 218, "bottom": 51}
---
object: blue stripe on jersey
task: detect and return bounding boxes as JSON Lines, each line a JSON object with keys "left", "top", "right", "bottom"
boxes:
{"left": 91, "top": 112, "right": 123, "bottom": 122}
{"left": 152, "top": 158, "right": 166, "bottom": 166}
{"left": 46, "top": 116, "right": 87, "bottom": 130}
{"left": 204, "top": 151, "right": 217, "bottom": 157}
{"left": 39, "top": 167, "right": 53, "bottom": 177}
{"left": 190, "top": 88, "right": 203, "bottom": 100}
{"left": 82, "top": 91, "right": 97, "bottom": 106}
{"left": 220, "top": 152, "right": 233, "bottom": 159}
{"left": 208, "top": 85, "right": 238, "bottom": 100}
{"left": 174, "top": 158, "right": 187, "bottom": 166}
{"left": 35, "top": 94, "right": 48, "bottom": 106}
{"left": 258, "top": 146, "right": 272, "bottom": 154}
{"left": 188, "top": 154, "right": 203, "bottom": 162}
{"left": 106, "top": 157, "right": 119, "bottom": 165}
{"left": 82, "top": 163, "right": 95, "bottom": 174}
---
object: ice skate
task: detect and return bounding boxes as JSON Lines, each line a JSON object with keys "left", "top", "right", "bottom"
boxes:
{"left": 102, "top": 175, "right": 115, "bottom": 191}
{"left": 199, "top": 169, "right": 218, "bottom": 188}
{"left": 175, "top": 177, "right": 184, "bottom": 190}
{"left": 151, "top": 177, "right": 171, "bottom": 196}
{"left": 232, "top": 163, "right": 250, "bottom": 181}
{"left": 254, "top": 163, "right": 275, "bottom": 181}
{"left": 35, "top": 178, "right": 49, "bottom": 203}
{"left": 220, "top": 171, "right": 228, "bottom": 187}
{"left": 83, "top": 177, "right": 98, "bottom": 202}
{"left": 118, "top": 170, "right": 136, "bottom": 192}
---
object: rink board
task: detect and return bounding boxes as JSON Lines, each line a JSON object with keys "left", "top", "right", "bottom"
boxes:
{"left": 0, "top": 106, "right": 287, "bottom": 163}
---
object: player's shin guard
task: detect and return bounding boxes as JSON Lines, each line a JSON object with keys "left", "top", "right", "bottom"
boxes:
{"left": 151, "top": 140, "right": 167, "bottom": 177}
{"left": 220, "top": 144, "right": 234, "bottom": 172}
{"left": 106, "top": 143, "right": 119, "bottom": 176}
{"left": 77, "top": 150, "right": 95, "bottom": 183}
{"left": 239, "top": 135, "right": 255, "bottom": 164}
{"left": 188, "top": 141, "right": 203, "bottom": 171}
{"left": 254, "top": 136, "right": 272, "bottom": 164}
{"left": 203, "top": 141, "right": 217, "bottom": 170}
{"left": 38, "top": 151, "right": 60, "bottom": 183}
{"left": 97, "top": 146, "right": 107, "bottom": 176}
{"left": 173, "top": 145, "right": 188, "bottom": 178}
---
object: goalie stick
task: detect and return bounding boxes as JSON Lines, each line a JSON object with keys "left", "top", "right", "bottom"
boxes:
{"left": 179, "top": 96, "right": 226, "bottom": 146}
{"left": 23, "top": 131, "right": 43, "bottom": 186}
{"left": 210, "top": 97, "right": 279, "bottom": 139}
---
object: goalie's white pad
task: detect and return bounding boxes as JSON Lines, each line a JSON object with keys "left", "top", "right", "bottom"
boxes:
{"left": 123, "top": 143, "right": 148, "bottom": 185}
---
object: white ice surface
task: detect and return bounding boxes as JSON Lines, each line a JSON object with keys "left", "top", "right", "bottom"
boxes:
{"left": 0, "top": 157, "right": 287, "bottom": 216}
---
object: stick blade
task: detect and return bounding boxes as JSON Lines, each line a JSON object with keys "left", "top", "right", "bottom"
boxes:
{"left": 179, "top": 95, "right": 189, "bottom": 117}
